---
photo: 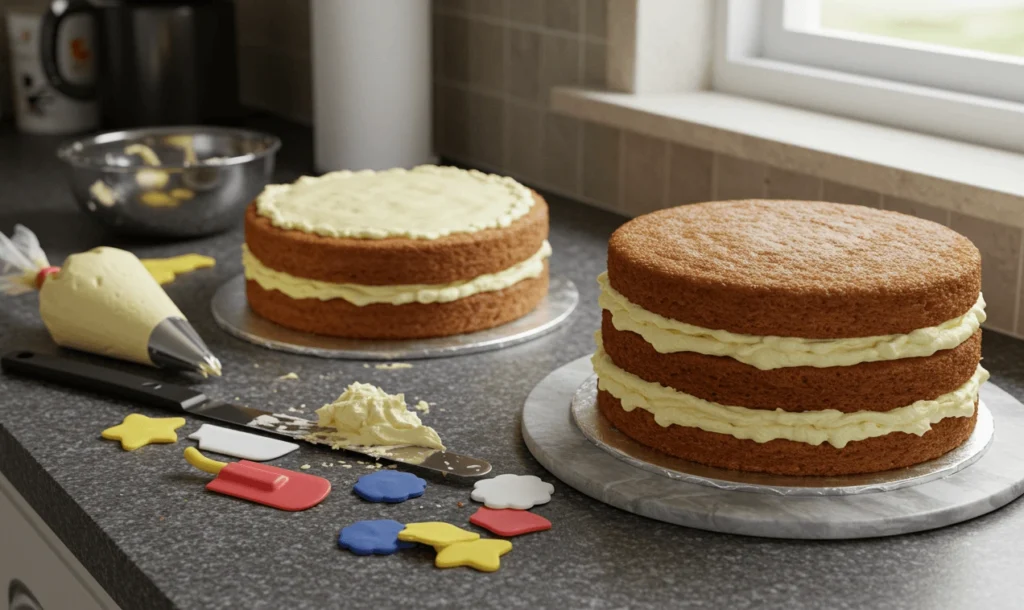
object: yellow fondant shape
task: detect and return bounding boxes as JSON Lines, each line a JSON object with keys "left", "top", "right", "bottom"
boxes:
{"left": 398, "top": 522, "right": 480, "bottom": 548}
{"left": 102, "top": 414, "right": 186, "bottom": 451}
{"left": 141, "top": 254, "right": 216, "bottom": 285}
{"left": 435, "top": 539, "right": 513, "bottom": 572}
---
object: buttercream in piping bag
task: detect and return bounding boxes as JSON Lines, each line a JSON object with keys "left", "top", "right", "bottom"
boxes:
{"left": 0, "top": 226, "right": 221, "bottom": 376}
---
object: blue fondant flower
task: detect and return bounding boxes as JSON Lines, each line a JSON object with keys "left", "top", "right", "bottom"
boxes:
{"left": 353, "top": 470, "right": 427, "bottom": 503}
{"left": 338, "top": 520, "right": 416, "bottom": 556}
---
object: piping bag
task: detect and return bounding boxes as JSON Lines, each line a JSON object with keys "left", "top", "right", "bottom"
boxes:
{"left": 0, "top": 225, "right": 222, "bottom": 377}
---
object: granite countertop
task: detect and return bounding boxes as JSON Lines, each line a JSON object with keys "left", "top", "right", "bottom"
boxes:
{"left": 2, "top": 117, "right": 1024, "bottom": 610}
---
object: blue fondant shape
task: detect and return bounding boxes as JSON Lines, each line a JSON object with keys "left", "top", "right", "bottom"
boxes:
{"left": 338, "top": 520, "right": 416, "bottom": 556}
{"left": 353, "top": 470, "right": 427, "bottom": 503}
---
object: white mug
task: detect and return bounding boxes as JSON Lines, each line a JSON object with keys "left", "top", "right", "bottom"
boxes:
{"left": 6, "top": 5, "right": 98, "bottom": 134}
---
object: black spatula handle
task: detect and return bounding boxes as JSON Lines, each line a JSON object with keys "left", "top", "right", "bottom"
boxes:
{"left": 1, "top": 350, "right": 208, "bottom": 412}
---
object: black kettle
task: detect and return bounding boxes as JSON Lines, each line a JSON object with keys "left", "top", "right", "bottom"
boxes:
{"left": 41, "top": 0, "right": 241, "bottom": 128}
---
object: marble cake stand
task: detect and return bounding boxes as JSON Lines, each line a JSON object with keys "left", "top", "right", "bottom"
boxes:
{"left": 522, "top": 356, "right": 1024, "bottom": 539}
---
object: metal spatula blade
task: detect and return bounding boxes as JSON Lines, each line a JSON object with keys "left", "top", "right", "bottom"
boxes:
{"left": 193, "top": 400, "right": 491, "bottom": 475}
{"left": 1, "top": 351, "right": 492, "bottom": 477}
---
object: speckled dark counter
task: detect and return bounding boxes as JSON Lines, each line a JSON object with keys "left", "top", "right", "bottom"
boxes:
{"left": 2, "top": 117, "right": 1024, "bottom": 610}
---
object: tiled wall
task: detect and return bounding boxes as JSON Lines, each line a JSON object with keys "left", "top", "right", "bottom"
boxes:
{"left": 235, "top": 0, "right": 313, "bottom": 124}
{"left": 433, "top": 0, "right": 608, "bottom": 192}
{"left": 430, "top": 1, "right": 1024, "bottom": 339}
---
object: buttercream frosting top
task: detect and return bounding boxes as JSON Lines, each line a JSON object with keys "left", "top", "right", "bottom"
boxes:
{"left": 314, "top": 382, "right": 445, "bottom": 450}
{"left": 255, "top": 165, "right": 535, "bottom": 240}
{"left": 598, "top": 272, "right": 985, "bottom": 370}
{"left": 592, "top": 338, "right": 987, "bottom": 448}
{"left": 39, "top": 247, "right": 185, "bottom": 365}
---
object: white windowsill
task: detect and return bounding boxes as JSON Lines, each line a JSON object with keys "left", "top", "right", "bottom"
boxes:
{"left": 551, "top": 87, "right": 1024, "bottom": 229}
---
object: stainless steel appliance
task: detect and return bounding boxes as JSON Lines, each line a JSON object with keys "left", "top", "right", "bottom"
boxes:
{"left": 44, "top": 0, "right": 241, "bottom": 128}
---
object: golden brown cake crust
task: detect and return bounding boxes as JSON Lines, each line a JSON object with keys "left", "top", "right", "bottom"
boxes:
{"left": 598, "top": 390, "right": 978, "bottom": 476}
{"left": 607, "top": 200, "right": 981, "bottom": 338}
{"left": 246, "top": 266, "right": 549, "bottom": 339}
{"left": 245, "top": 192, "right": 549, "bottom": 286}
{"left": 602, "top": 312, "right": 981, "bottom": 413}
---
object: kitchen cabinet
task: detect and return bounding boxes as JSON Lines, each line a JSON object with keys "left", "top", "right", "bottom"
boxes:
{"left": 0, "top": 473, "right": 119, "bottom": 610}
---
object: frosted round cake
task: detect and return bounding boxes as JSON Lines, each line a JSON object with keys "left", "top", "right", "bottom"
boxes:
{"left": 244, "top": 165, "right": 551, "bottom": 339}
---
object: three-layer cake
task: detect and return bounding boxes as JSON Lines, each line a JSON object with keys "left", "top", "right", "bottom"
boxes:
{"left": 594, "top": 200, "right": 987, "bottom": 476}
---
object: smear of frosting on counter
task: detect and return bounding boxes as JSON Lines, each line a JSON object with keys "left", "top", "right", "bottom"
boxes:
{"left": 376, "top": 363, "right": 412, "bottom": 370}
{"left": 314, "top": 383, "right": 444, "bottom": 451}
{"left": 141, "top": 254, "right": 216, "bottom": 285}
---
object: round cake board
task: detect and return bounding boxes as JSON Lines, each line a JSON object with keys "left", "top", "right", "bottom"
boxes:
{"left": 522, "top": 356, "right": 1024, "bottom": 540}
{"left": 210, "top": 274, "right": 578, "bottom": 360}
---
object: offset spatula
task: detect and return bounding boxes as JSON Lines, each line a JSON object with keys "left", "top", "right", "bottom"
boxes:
{"left": 1, "top": 351, "right": 491, "bottom": 478}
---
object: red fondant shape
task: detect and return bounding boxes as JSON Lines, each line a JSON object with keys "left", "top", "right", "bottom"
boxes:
{"left": 206, "top": 461, "right": 331, "bottom": 511}
{"left": 470, "top": 507, "right": 552, "bottom": 537}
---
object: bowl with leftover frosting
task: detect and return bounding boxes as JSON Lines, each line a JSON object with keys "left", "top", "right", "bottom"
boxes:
{"left": 57, "top": 126, "right": 281, "bottom": 238}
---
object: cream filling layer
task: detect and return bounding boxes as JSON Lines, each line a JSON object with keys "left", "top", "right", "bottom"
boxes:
{"left": 256, "top": 165, "right": 535, "bottom": 240}
{"left": 598, "top": 272, "right": 986, "bottom": 370}
{"left": 242, "top": 241, "right": 551, "bottom": 306}
{"left": 592, "top": 338, "right": 987, "bottom": 448}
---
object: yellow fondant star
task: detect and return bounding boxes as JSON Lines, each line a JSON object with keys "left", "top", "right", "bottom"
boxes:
{"left": 435, "top": 539, "right": 513, "bottom": 573}
{"left": 140, "top": 254, "right": 216, "bottom": 285}
{"left": 398, "top": 522, "right": 480, "bottom": 549}
{"left": 101, "top": 414, "right": 187, "bottom": 451}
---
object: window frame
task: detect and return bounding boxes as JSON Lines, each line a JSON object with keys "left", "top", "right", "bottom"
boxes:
{"left": 712, "top": 0, "right": 1024, "bottom": 154}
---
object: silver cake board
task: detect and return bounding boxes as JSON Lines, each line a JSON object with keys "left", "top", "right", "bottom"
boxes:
{"left": 522, "top": 356, "right": 1024, "bottom": 540}
{"left": 211, "top": 274, "right": 578, "bottom": 360}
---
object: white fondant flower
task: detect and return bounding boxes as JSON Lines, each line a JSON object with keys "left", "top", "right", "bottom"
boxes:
{"left": 471, "top": 474, "right": 554, "bottom": 510}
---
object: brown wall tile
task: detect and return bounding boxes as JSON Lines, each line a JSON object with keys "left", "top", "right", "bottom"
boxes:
{"left": 469, "top": 20, "right": 506, "bottom": 92}
{"left": 436, "top": 85, "right": 471, "bottom": 159}
{"left": 765, "top": 167, "right": 821, "bottom": 200}
{"left": 668, "top": 143, "right": 713, "bottom": 206}
{"left": 622, "top": 132, "right": 668, "bottom": 215}
{"left": 823, "top": 181, "right": 881, "bottom": 208}
{"left": 506, "top": 103, "right": 545, "bottom": 184}
{"left": 507, "top": 29, "right": 541, "bottom": 101}
{"left": 545, "top": 0, "right": 582, "bottom": 33}
{"left": 268, "top": 0, "right": 311, "bottom": 58}
{"left": 540, "top": 34, "right": 581, "bottom": 101}
{"left": 236, "top": 0, "right": 271, "bottom": 48}
{"left": 440, "top": 15, "right": 471, "bottom": 82}
{"left": 507, "top": 0, "right": 544, "bottom": 24}
{"left": 950, "top": 213, "right": 1023, "bottom": 332}
{"left": 582, "top": 122, "right": 620, "bottom": 207}
{"left": 543, "top": 114, "right": 581, "bottom": 195}
{"left": 715, "top": 155, "right": 765, "bottom": 200}
{"left": 435, "top": 0, "right": 465, "bottom": 13}
{"left": 584, "top": 42, "right": 607, "bottom": 88}
{"left": 467, "top": 93, "right": 505, "bottom": 169}
{"left": 584, "top": 0, "right": 608, "bottom": 38}
{"left": 882, "top": 196, "right": 949, "bottom": 225}
{"left": 470, "top": 0, "right": 505, "bottom": 17}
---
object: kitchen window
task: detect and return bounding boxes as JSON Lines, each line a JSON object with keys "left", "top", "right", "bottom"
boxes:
{"left": 712, "top": 0, "right": 1024, "bottom": 153}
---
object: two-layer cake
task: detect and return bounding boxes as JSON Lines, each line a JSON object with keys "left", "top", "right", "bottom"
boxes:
{"left": 244, "top": 165, "right": 551, "bottom": 339}
{"left": 594, "top": 200, "right": 987, "bottom": 476}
